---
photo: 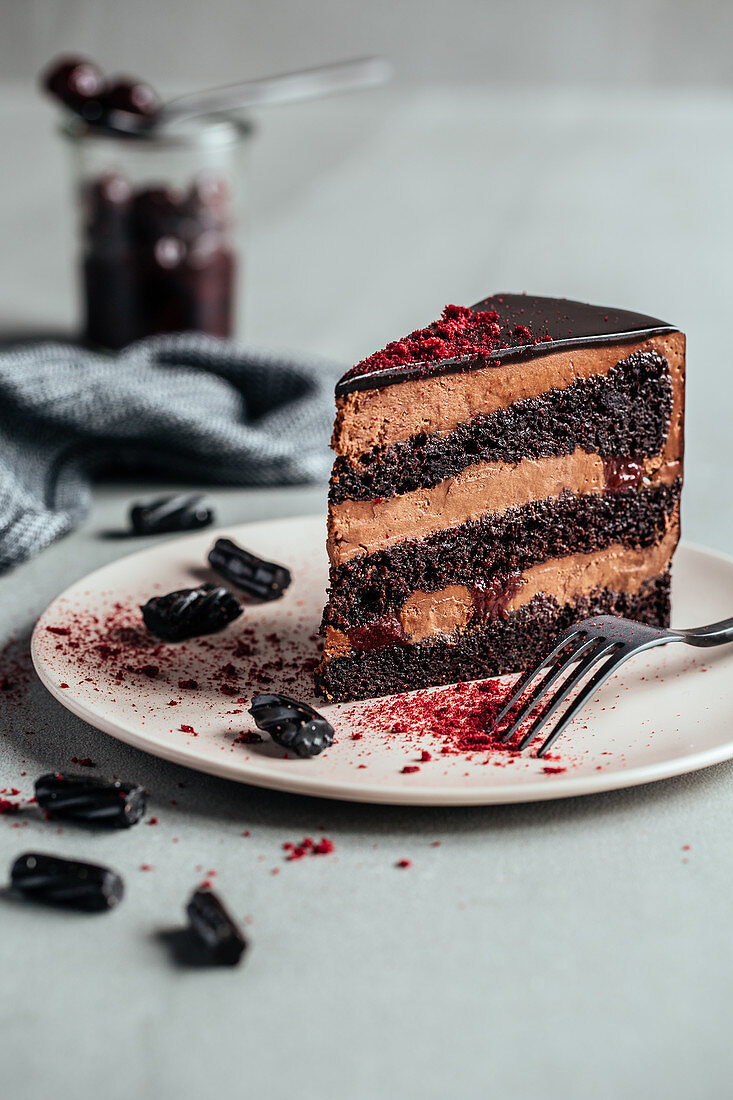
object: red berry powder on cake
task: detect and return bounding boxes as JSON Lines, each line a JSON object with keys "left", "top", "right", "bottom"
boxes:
{"left": 342, "top": 303, "right": 547, "bottom": 383}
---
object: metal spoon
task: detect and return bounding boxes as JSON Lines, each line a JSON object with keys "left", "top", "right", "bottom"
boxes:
{"left": 106, "top": 56, "right": 392, "bottom": 136}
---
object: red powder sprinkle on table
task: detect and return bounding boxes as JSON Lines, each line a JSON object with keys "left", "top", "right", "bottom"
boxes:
{"left": 71, "top": 756, "right": 95, "bottom": 768}
{"left": 140, "top": 864, "right": 154, "bottom": 872}
{"left": 0, "top": 638, "right": 34, "bottom": 705}
{"left": 282, "top": 836, "right": 335, "bottom": 861}
{"left": 395, "top": 859, "right": 412, "bottom": 869}
{"left": 147, "top": 817, "right": 159, "bottom": 826}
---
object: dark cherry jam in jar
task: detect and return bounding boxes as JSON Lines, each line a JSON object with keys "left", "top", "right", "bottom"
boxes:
{"left": 65, "top": 116, "right": 251, "bottom": 350}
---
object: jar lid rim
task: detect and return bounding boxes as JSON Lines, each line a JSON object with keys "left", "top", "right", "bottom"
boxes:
{"left": 62, "top": 114, "right": 254, "bottom": 148}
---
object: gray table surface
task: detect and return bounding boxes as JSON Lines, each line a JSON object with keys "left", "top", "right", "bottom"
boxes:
{"left": 1, "top": 83, "right": 733, "bottom": 1099}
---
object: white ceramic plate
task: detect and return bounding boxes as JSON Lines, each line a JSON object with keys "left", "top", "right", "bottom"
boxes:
{"left": 31, "top": 515, "right": 733, "bottom": 806}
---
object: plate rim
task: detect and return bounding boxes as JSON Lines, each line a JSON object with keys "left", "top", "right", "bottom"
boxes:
{"left": 30, "top": 520, "right": 733, "bottom": 807}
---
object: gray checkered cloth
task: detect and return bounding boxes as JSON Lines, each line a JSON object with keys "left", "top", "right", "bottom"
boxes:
{"left": 0, "top": 334, "right": 341, "bottom": 572}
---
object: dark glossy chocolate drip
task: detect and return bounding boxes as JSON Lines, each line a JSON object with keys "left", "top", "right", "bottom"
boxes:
{"left": 336, "top": 293, "right": 676, "bottom": 396}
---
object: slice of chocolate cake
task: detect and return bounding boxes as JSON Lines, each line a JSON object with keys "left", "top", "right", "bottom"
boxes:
{"left": 315, "top": 293, "right": 685, "bottom": 703}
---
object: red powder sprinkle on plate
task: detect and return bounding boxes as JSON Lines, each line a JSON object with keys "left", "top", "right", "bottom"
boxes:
{"left": 140, "top": 864, "right": 154, "bottom": 872}
{"left": 71, "top": 756, "right": 96, "bottom": 768}
{"left": 32, "top": 597, "right": 324, "bottom": 728}
{"left": 401, "top": 765, "right": 420, "bottom": 774}
{"left": 147, "top": 817, "right": 159, "bottom": 825}
{"left": 348, "top": 679, "right": 534, "bottom": 763}
{"left": 396, "top": 859, "right": 412, "bottom": 869}
{"left": 180, "top": 724, "right": 196, "bottom": 734}
{"left": 234, "top": 731, "right": 264, "bottom": 745}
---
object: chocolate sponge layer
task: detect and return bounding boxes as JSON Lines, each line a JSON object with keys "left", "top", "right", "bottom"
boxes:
{"left": 315, "top": 574, "right": 671, "bottom": 702}
{"left": 330, "top": 351, "right": 673, "bottom": 504}
{"left": 323, "top": 480, "right": 680, "bottom": 631}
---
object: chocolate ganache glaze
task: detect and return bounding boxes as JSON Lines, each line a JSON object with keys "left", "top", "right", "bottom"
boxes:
{"left": 336, "top": 293, "right": 677, "bottom": 396}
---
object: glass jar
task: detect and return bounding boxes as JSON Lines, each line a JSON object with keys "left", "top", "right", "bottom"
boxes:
{"left": 63, "top": 116, "right": 252, "bottom": 350}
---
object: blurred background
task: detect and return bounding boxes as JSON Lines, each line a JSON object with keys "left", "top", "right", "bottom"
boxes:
{"left": 6, "top": 0, "right": 732, "bottom": 86}
{"left": 2, "top": 0, "right": 731, "bottom": 544}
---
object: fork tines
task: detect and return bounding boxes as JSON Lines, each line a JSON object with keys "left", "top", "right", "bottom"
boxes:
{"left": 491, "top": 627, "right": 627, "bottom": 757}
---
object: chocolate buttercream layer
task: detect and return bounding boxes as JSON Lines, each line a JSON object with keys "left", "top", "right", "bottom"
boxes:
{"left": 331, "top": 346, "right": 678, "bottom": 505}
{"left": 334, "top": 332, "right": 684, "bottom": 460}
{"left": 325, "top": 517, "right": 679, "bottom": 659}
{"left": 315, "top": 574, "right": 671, "bottom": 702}
{"left": 324, "top": 479, "right": 681, "bottom": 630}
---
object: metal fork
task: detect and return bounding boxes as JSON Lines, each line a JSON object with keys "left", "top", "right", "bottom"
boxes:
{"left": 490, "top": 614, "right": 733, "bottom": 758}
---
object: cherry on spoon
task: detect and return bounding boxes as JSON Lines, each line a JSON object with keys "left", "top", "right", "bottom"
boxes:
{"left": 64, "top": 56, "right": 392, "bottom": 137}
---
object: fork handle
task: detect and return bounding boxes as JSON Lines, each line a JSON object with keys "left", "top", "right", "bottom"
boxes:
{"left": 676, "top": 617, "right": 733, "bottom": 647}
